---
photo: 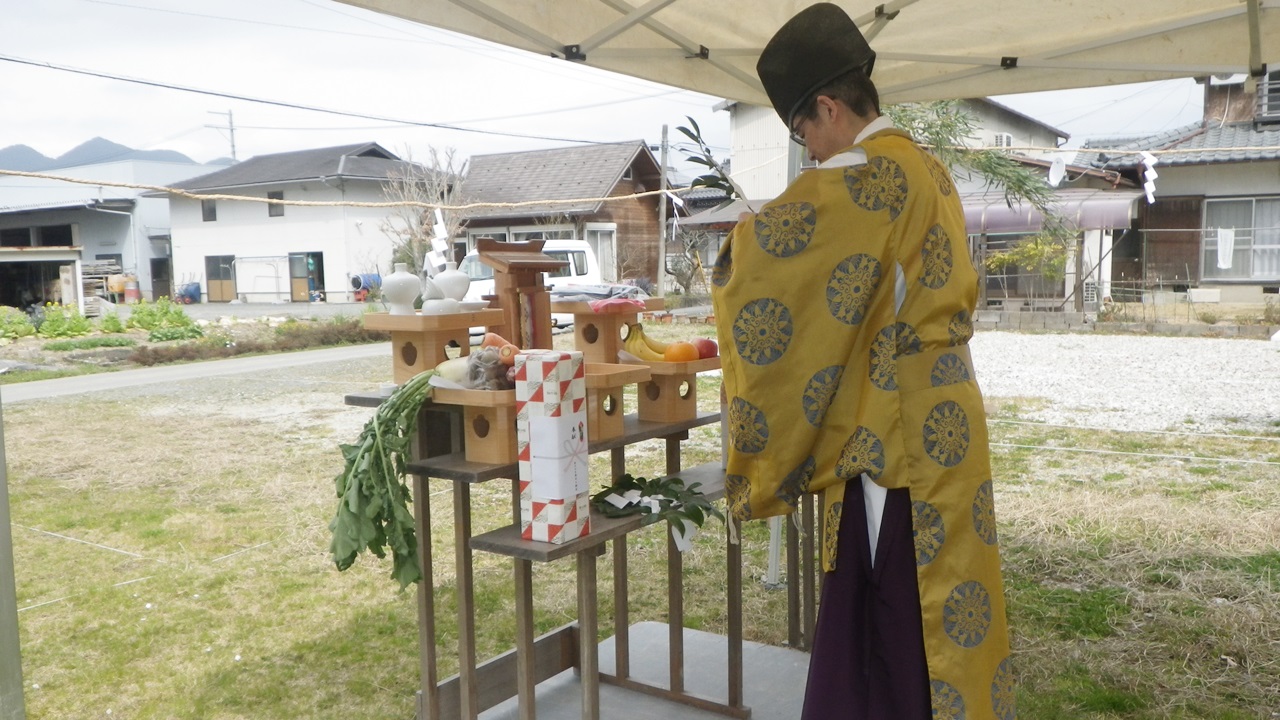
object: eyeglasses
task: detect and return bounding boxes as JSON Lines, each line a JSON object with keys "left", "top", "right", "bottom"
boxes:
{"left": 789, "top": 117, "right": 807, "bottom": 147}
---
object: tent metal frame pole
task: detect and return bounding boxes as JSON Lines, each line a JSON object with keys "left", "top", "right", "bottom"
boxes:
{"left": 881, "top": 4, "right": 1255, "bottom": 99}
{"left": 1, "top": 397, "right": 28, "bottom": 720}
{"left": 577, "top": 0, "right": 678, "bottom": 55}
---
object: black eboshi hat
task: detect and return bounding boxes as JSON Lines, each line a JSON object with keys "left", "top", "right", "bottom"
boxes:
{"left": 756, "top": 3, "right": 876, "bottom": 127}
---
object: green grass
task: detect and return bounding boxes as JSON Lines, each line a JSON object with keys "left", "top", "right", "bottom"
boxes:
{"left": 5, "top": 326, "right": 1279, "bottom": 718}
{"left": 0, "top": 365, "right": 104, "bottom": 385}
{"left": 42, "top": 336, "right": 137, "bottom": 351}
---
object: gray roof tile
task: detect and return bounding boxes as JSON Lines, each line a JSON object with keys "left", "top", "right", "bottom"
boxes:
{"left": 1081, "top": 122, "right": 1280, "bottom": 168}
{"left": 463, "top": 141, "right": 654, "bottom": 219}
{"left": 167, "top": 142, "right": 422, "bottom": 190}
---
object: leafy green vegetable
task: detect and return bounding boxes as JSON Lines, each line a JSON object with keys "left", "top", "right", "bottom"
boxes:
{"left": 329, "top": 371, "right": 435, "bottom": 589}
{"left": 590, "top": 472, "right": 724, "bottom": 531}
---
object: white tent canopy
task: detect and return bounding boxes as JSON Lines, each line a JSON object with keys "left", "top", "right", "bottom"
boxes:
{"left": 338, "top": 0, "right": 1279, "bottom": 106}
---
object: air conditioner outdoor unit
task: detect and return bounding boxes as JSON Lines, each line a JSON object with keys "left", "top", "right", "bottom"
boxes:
{"left": 994, "top": 132, "right": 1014, "bottom": 148}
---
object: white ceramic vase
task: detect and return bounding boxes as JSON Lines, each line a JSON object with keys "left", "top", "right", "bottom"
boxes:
{"left": 383, "top": 263, "right": 420, "bottom": 316}
{"left": 433, "top": 261, "right": 471, "bottom": 301}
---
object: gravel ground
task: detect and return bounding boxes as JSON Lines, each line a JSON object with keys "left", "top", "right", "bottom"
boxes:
{"left": 970, "top": 331, "right": 1280, "bottom": 433}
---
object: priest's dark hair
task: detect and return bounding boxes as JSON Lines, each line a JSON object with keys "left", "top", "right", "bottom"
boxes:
{"left": 792, "top": 69, "right": 881, "bottom": 124}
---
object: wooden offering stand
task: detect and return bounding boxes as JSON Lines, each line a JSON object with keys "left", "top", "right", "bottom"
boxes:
{"left": 475, "top": 237, "right": 565, "bottom": 350}
{"left": 553, "top": 297, "right": 665, "bottom": 366}
{"left": 353, "top": 244, "right": 766, "bottom": 720}
{"left": 364, "top": 309, "right": 505, "bottom": 383}
{"left": 635, "top": 355, "right": 722, "bottom": 423}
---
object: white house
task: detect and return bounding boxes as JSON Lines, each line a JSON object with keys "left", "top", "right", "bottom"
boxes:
{"left": 162, "top": 143, "right": 418, "bottom": 303}
{"left": 0, "top": 158, "right": 219, "bottom": 310}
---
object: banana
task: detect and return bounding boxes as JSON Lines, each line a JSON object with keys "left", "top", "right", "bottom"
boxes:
{"left": 625, "top": 323, "right": 666, "bottom": 361}
{"left": 640, "top": 324, "right": 670, "bottom": 355}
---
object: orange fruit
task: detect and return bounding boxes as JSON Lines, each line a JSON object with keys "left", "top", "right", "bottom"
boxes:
{"left": 663, "top": 341, "right": 700, "bottom": 362}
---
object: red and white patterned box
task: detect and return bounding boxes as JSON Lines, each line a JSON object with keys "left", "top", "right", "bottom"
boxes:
{"left": 514, "top": 350, "right": 590, "bottom": 543}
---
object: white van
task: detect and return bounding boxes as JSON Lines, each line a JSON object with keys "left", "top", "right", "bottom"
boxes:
{"left": 459, "top": 239, "right": 603, "bottom": 328}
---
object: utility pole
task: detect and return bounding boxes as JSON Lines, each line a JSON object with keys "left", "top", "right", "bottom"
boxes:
{"left": 206, "top": 110, "right": 237, "bottom": 161}
{"left": 657, "top": 124, "right": 668, "bottom": 297}
{"left": 1, "top": 398, "right": 26, "bottom": 720}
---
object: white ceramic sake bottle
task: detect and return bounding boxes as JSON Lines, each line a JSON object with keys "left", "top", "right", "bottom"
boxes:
{"left": 382, "top": 263, "right": 419, "bottom": 316}
{"left": 433, "top": 261, "right": 471, "bottom": 301}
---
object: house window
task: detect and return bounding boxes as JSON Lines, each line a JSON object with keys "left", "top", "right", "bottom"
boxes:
{"left": 0, "top": 228, "right": 30, "bottom": 247}
{"left": 512, "top": 228, "right": 575, "bottom": 243}
{"left": 1202, "top": 198, "right": 1280, "bottom": 281}
{"left": 1257, "top": 70, "right": 1280, "bottom": 124}
{"left": 37, "top": 225, "right": 73, "bottom": 247}
{"left": 268, "top": 191, "right": 284, "bottom": 217}
{"left": 202, "top": 199, "right": 217, "bottom": 222}
{"left": 623, "top": 166, "right": 634, "bottom": 180}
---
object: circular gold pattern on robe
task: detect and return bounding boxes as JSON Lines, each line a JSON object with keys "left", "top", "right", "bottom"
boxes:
{"left": 895, "top": 321, "right": 923, "bottom": 356}
{"left": 912, "top": 500, "right": 945, "bottom": 566}
{"left": 836, "top": 426, "right": 885, "bottom": 481}
{"left": 924, "top": 400, "right": 970, "bottom": 467}
{"left": 920, "top": 224, "right": 954, "bottom": 289}
{"left": 869, "top": 326, "right": 899, "bottom": 391}
{"left": 943, "top": 580, "right": 992, "bottom": 648}
{"left": 991, "top": 656, "right": 1016, "bottom": 720}
{"left": 802, "top": 365, "right": 845, "bottom": 427}
{"left": 972, "top": 479, "right": 998, "bottom": 545}
{"left": 826, "top": 254, "right": 881, "bottom": 326}
{"left": 823, "top": 501, "right": 843, "bottom": 565}
{"left": 725, "top": 474, "right": 752, "bottom": 521}
{"left": 712, "top": 246, "right": 733, "bottom": 287}
{"left": 949, "top": 309, "right": 974, "bottom": 346}
{"left": 930, "top": 353, "right": 971, "bottom": 387}
{"left": 921, "top": 149, "right": 955, "bottom": 196}
{"left": 754, "top": 202, "right": 817, "bottom": 258}
{"left": 930, "top": 679, "right": 966, "bottom": 720}
{"left": 729, "top": 397, "right": 769, "bottom": 454}
{"left": 845, "top": 156, "right": 907, "bottom": 221}
{"left": 775, "top": 455, "right": 816, "bottom": 508}
{"left": 733, "top": 298, "right": 793, "bottom": 365}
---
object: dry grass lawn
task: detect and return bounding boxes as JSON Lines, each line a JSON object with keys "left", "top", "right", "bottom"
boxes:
{"left": 4, "top": 323, "right": 1279, "bottom": 718}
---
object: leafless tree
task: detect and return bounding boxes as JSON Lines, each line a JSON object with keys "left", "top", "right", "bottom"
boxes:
{"left": 380, "top": 147, "right": 469, "bottom": 278}
{"left": 667, "top": 228, "right": 716, "bottom": 295}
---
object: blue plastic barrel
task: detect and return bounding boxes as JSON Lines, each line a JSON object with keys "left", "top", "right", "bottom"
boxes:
{"left": 350, "top": 273, "right": 382, "bottom": 291}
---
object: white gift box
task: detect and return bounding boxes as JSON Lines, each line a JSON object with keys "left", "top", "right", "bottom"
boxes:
{"left": 515, "top": 350, "right": 590, "bottom": 544}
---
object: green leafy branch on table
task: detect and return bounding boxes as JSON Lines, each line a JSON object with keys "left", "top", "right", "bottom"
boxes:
{"left": 329, "top": 370, "right": 435, "bottom": 589}
{"left": 591, "top": 472, "right": 724, "bottom": 531}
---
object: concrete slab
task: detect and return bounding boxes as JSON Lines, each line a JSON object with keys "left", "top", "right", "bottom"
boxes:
{"left": 481, "top": 622, "right": 808, "bottom": 720}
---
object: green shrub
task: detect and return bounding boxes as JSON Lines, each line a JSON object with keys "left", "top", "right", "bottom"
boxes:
{"left": 127, "top": 298, "right": 197, "bottom": 332}
{"left": 148, "top": 325, "right": 203, "bottom": 342}
{"left": 36, "top": 303, "right": 93, "bottom": 338}
{"left": 0, "top": 306, "right": 36, "bottom": 340}
{"left": 44, "top": 336, "right": 138, "bottom": 352}
{"left": 1265, "top": 298, "right": 1280, "bottom": 325}
{"left": 1195, "top": 310, "right": 1220, "bottom": 325}
{"left": 98, "top": 312, "right": 126, "bottom": 333}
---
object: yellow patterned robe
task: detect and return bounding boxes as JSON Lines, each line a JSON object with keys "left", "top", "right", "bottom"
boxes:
{"left": 711, "top": 128, "right": 1014, "bottom": 719}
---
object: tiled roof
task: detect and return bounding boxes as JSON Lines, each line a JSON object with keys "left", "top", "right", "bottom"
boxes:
{"left": 167, "top": 142, "right": 423, "bottom": 190}
{"left": 463, "top": 141, "right": 655, "bottom": 220}
{"left": 1079, "top": 122, "right": 1280, "bottom": 168}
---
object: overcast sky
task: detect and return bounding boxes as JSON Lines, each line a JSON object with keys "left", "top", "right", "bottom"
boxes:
{"left": 1, "top": 0, "right": 1206, "bottom": 170}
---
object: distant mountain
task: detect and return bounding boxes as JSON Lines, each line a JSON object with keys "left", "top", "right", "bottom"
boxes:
{"left": 0, "top": 137, "right": 197, "bottom": 171}
{"left": 0, "top": 144, "right": 55, "bottom": 171}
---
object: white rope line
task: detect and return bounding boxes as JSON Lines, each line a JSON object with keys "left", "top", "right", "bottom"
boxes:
{"left": 991, "top": 418, "right": 1280, "bottom": 443}
{"left": 17, "top": 576, "right": 152, "bottom": 614}
{"left": 16, "top": 524, "right": 146, "bottom": 558}
{"left": 991, "top": 442, "right": 1280, "bottom": 466}
{"left": 209, "top": 538, "right": 279, "bottom": 563}
{"left": 0, "top": 167, "right": 696, "bottom": 211}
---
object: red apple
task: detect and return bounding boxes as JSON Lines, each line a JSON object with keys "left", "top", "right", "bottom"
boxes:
{"left": 691, "top": 337, "right": 718, "bottom": 359}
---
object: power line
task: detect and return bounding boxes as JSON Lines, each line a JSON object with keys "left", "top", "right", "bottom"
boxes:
{"left": 0, "top": 52, "right": 611, "bottom": 146}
